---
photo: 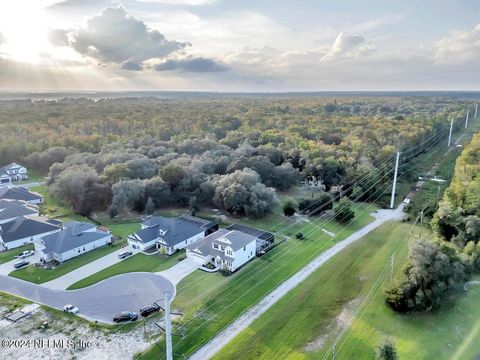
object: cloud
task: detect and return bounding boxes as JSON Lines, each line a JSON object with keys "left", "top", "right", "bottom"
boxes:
{"left": 121, "top": 60, "right": 143, "bottom": 71}
{"left": 135, "top": 0, "right": 218, "bottom": 5}
{"left": 435, "top": 22, "right": 480, "bottom": 65}
{"left": 0, "top": 33, "right": 5, "bottom": 46}
{"left": 321, "top": 32, "right": 375, "bottom": 61}
{"left": 55, "top": 6, "right": 188, "bottom": 67}
{"left": 49, "top": 29, "right": 70, "bottom": 46}
{"left": 155, "top": 57, "right": 228, "bottom": 72}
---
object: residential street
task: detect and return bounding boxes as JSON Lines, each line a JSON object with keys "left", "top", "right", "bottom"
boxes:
{"left": 188, "top": 204, "right": 406, "bottom": 360}
{"left": 0, "top": 272, "right": 174, "bottom": 323}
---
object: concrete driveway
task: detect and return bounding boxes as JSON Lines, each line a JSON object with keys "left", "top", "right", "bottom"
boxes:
{"left": 157, "top": 257, "right": 201, "bottom": 286}
{"left": 0, "top": 272, "right": 174, "bottom": 323}
{"left": 42, "top": 246, "right": 141, "bottom": 290}
{"left": 0, "top": 252, "right": 42, "bottom": 275}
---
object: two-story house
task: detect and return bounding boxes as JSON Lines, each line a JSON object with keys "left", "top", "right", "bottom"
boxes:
{"left": 186, "top": 228, "right": 258, "bottom": 272}
{"left": 127, "top": 215, "right": 218, "bottom": 254}
{"left": 0, "top": 163, "right": 28, "bottom": 184}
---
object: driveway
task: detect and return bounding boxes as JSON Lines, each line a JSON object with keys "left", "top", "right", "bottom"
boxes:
{"left": 0, "top": 252, "right": 42, "bottom": 275}
{"left": 156, "top": 257, "right": 201, "bottom": 286}
{"left": 42, "top": 246, "right": 140, "bottom": 290}
{"left": 0, "top": 272, "right": 174, "bottom": 323}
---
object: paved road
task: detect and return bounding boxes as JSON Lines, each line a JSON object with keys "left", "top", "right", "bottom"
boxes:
{"left": 0, "top": 272, "right": 174, "bottom": 323}
{"left": 189, "top": 205, "right": 406, "bottom": 360}
{"left": 43, "top": 246, "right": 140, "bottom": 290}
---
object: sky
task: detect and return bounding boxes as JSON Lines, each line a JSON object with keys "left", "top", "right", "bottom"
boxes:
{"left": 0, "top": 0, "right": 479, "bottom": 91}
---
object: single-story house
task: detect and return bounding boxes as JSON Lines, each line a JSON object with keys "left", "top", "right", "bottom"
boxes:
{"left": 186, "top": 228, "right": 257, "bottom": 272}
{"left": 128, "top": 215, "right": 218, "bottom": 254}
{"left": 0, "top": 186, "right": 44, "bottom": 205}
{"left": 0, "top": 216, "right": 62, "bottom": 250}
{"left": 0, "top": 163, "right": 28, "bottom": 184}
{"left": 35, "top": 221, "right": 112, "bottom": 263}
{"left": 225, "top": 224, "right": 275, "bottom": 254}
{"left": 0, "top": 199, "right": 39, "bottom": 224}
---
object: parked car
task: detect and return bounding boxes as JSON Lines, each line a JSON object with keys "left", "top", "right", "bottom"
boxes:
{"left": 403, "top": 198, "right": 411, "bottom": 204}
{"left": 13, "top": 260, "right": 29, "bottom": 269}
{"left": 15, "top": 250, "right": 35, "bottom": 259}
{"left": 113, "top": 311, "right": 138, "bottom": 323}
{"left": 118, "top": 250, "right": 133, "bottom": 259}
{"left": 140, "top": 303, "right": 161, "bottom": 317}
{"left": 63, "top": 304, "right": 79, "bottom": 314}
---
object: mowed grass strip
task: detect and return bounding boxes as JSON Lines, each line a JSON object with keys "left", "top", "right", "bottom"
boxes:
{"left": 212, "top": 221, "right": 412, "bottom": 360}
{"left": 137, "top": 203, "right": 377, "bottom": 359}
{"left": 67, "top": 251, "right": 184, "bottom": 290}
{"left": 9, "top": 242, "right": 124, "bottom": 283}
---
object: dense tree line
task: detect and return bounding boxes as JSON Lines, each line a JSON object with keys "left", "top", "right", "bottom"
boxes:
{"left": 386, "top": 133, "right": 480, "bottom": 312}
{"left": 0, "top": 96, "right": 471, "bottom": 218}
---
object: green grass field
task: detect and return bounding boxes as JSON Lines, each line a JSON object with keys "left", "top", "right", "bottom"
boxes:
{"left": 67, "top": 250, "right": 184, "bottom": 289}
{"left": 0, "top": 244, "right": 34, "bottom": 264}
{"left": 30, "top": 185, "right": 87, "bottom": 222}
{"left": 212, "top": 221, "right": 413, "bottom": 360}
{"left": 136, "top": 203, "right": 378, "bottom": 359}
{"left": 9, "top": 242, "right": 124, "bottom": 283}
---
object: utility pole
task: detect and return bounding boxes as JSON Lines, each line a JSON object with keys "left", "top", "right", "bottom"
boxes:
{"left": 332, "top": 343, "right": 337, "bottom": 360}
{"left": 475, "top": 104, "right": 478, "bottom": 120}
{"left": 419, "top": 209, "right": 424, "bottom": 239}
{"left": 390, "top": 152, "right": 400, "bottom": 209}
{"left": 390, "top": 253, "right": 395, "bottom": 282}
{"left": 447, "top": 118, "right": 453, "bottom": 147}
{"left": 465, "top": 109, "right": 470, "bottom": 129}
{"left": 165, "top": 292, "right": 173, "bottom": 360}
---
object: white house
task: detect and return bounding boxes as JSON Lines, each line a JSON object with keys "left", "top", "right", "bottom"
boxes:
{"left": 0, "top": 186, "right": 43, "bottom": 205}
{"left": 128, "top": 215, "right": 218, "bottom": 254}
{"left": 0, "top": 199, "right": 39, "bottom": 224}
{"left": 0, "top": 163, "right": 28, "bottom": 184}
{"left": 186, "top": 228, "right": 257, "bottom": 272}
{"left": 35, "top": 221, "right": 112, "bottom": 263}
{"left": 0, "top": 216, "right": 62, "bottom": 250}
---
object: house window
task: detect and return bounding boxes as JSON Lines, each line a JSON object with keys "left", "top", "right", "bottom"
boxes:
{"left": 213, "top": 243, "right": 219, "bottom": 249}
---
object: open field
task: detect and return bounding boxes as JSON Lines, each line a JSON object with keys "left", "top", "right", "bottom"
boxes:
{"left": 0, "top": 244, "right": 34, "bottom": 264}
{"left": 213, "top": 221, "right": 415, "bottom": 360}
{"left": 9, "top": 242, "right": 124, "bottom": 283}
{"left": 137, "top": 203, "right": 377, "bottom": 359}
{"left": 67, "top": 250, "right": 184, "bottom": 290}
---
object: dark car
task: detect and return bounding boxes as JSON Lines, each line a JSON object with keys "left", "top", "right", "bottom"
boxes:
{"left": 113, "top": 311, "right": 138, "bottom": 323}
{"left": 140, "top": 303, "right": 161, "bottom": 318}
{"left": 14, "top": 260, "right": 30, "bottom": 269}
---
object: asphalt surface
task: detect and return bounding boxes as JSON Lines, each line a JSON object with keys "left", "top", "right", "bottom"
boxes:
{"left": 0, "top": 272, "right": 174, "bottom": 323}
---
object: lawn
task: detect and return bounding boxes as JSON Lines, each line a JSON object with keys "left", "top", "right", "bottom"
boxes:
{"left": 9, "top": 242, "right": 124, "bottom": 283}
{"left": 213, "top": 221, "right": 415, "bottom": 360}
{"left": 0, "top": 244, "right": 34, "bottom": 264}
{"left": 136, "top": 202, "right": 378, "bottom": 359}
{"left": 67, "top": 250, "right": 184, "bottom": 290}
{"left": 30, "top": 185, "right": 87, "bottom": 222}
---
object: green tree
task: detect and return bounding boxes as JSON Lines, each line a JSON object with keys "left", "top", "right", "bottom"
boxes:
{"left": 283, "top": 197, "right": 298, "bottom": 217}
{"left": 145, "top": 196, "right": 155, "bottom": 215}
{"left": 376, "top": 340, "right": 397, "bottom": 360}
{"left": 334, "top": 197, "right": 355, "bottom": 223}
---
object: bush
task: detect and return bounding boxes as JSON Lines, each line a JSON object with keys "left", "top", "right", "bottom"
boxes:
{"left": 334, "top": 197, "right": 355, "bottom": 223}
{"left": 283, "top": 197, "right": 298, "bottom": 217}
{"left": 376, "top": 340, "right": 397, "bottom": 360}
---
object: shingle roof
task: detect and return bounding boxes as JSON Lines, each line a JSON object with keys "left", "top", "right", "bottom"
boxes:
{"left": 0, "top": 200, "right": 38, "bottom": 221}
{"left": 133, "top": 215, "right": 216, "bottom": 247}
{"left": 41, "top": 221, "right": 109, "bottom": 254}
{"left": 0, "top": 186, "right": 43, "bottom": 203}
{"left": 226, "top": 223, "right": 274, "bottom": 242}
{"left": 186, "top": 229, "right": 257, "bottom": 260}
{"left": 0, "top": 216, "right": 62, "bottom": 243}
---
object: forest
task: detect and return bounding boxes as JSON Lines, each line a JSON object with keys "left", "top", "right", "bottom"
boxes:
{"left": 0, "top": 95, "right": 469, "bottom": 218}
{"left": 386, "top": 132, "right": 480, "bottom": 312}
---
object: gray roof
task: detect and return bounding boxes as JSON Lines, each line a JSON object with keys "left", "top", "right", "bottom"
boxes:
{"left": 41, "top": 221, "right": 109, "bottom": 254}
{"left": 0, "top": 216, "right": 62, "bottom": 243}
{"left": 226, "top": 224, "right": 274, "bottom": 242}
{"left": 186, "top": 229, "right": 257, "bottom": 260}
{"left": 0, "top": 200, "right": 38, "bottom": 221}
{"left": 0, "top": 186, "right": 43, "bottom": 202}
{"left": 132, "top": 215, "right": 216, "bottom": 247}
